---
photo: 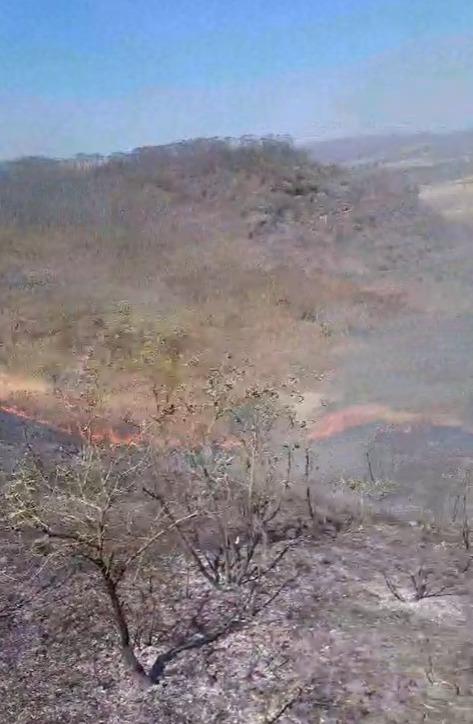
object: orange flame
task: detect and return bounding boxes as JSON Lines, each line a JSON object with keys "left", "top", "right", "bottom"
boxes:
{"left": 4, "top": 398, "right": 469, "bottom": 452}
{"left": 0, "top": 403, "right": 142, "bottom": 447}
{"left": 309, "top": 403, "right": 467, "bottom": 440}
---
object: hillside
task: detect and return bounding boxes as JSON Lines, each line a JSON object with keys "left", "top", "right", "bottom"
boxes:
{"left": 0, "top": 136, "right": 442, "bottom": 438}
{"left": 306, "top": 129, "right": 473, "bottom": 166}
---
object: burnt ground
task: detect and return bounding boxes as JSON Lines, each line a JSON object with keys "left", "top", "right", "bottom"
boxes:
{"left": 0, "top": 408, "right": 80, "bottom": 481}
{"left": 2, "top": 514, "right": 473, "bottom": 723}
{"left": 0, "top": 408, "right": 79, "bottom": 448}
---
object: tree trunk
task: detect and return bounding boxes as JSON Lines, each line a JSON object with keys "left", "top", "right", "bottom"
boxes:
{"left": 98, "top": 566, "right": 151, "bottom": 685}
{"left": 97, "top": 561, "right": 237, "bottom": 686}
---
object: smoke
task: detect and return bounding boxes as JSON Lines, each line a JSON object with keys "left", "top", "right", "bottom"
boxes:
{"left": 338, "top": 34, "right": 473, "bottom": 135}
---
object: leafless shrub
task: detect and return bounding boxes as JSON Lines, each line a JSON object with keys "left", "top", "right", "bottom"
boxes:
{"left": 384, "top": 565, "right": 461, "bottom": 602}
{"left": 2, "top": 381, "right": 304, "bottom": 685}
{"left": 3, "top": 445, "right": 245, "bottom": 685}
{"left": 3, "top": 446, "right": 192, "bottom": 683}
{"left": 145, "top": 384, "right": 302, "bottom": 589}
{"left": 449, "top": 472, "right": 473, "bottom": 575}
{"left": 451, "top": 473, "right": 473, "bottom": 553}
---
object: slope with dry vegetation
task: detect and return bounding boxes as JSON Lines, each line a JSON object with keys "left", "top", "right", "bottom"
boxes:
{"left": 0, "top": 136, "right": 442, "bottom": 434}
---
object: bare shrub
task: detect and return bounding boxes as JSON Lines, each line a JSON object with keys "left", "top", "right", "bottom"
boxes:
{"left": 145, "top": 384, "right": 302, "bottom": 589}
{"left": 3, "top": 445, "right": 253, "bottom": 684}
{"left": 451, "top": 471, "right": 473, "bottom": 555}
{"left": 4, "top": 446, "right": 188, "bottom": 682}
{"left": 384, "top": 565, "right": 461, "bottom": 602}
{"left": 2, "top": 382, "right": 303, "bottom": 685}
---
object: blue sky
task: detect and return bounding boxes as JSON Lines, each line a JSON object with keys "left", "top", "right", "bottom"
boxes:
{"left": 0, "top": 0, "right": 472, "bottom": 157}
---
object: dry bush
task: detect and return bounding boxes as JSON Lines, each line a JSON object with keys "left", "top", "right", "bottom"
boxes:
{"left": 146, "top": 384, "right": 302, "bottom": 588}
{"left": 2, "top": 381, "right": 305, "bottom": 686}
{"left": 4, "top": 445, "right": 179, "bottom": 682}
{"left": 3, "top": 445, "right": 251, "bottom": 685}
{"left": 384, "top": 566, "right": 462, "bottom": 603}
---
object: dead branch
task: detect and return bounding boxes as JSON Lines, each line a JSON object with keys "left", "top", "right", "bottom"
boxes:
{"left": 264, "top": 686, "right": 304, "bottom": 723}
{"left": 384, "top": 567, "right": 461, "bottom": 603}
{"left": 383, "top": 573, "right": 406, "bottom": 602}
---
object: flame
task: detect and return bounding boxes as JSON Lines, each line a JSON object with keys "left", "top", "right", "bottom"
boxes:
{"left": 0, "top": 402, "right": 142, "bottom": 447}
{"left": 82, "top": 425, "right": 142, "bottom": 447}
{"left": 0, "top": 401, "right": 241, "bottom": 450}
{"left": 3, "top": 397, "right": 469, "bottom": 452}
{"left": 309, "top": 403, "right": 467, "bottom": 440}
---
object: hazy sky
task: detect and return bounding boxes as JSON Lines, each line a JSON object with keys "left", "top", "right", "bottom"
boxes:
{"left": 0, "top": 0, "right": 472, "bottom": 158}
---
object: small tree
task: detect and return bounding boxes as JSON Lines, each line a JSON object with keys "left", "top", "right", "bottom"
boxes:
{"left": 3, "top": 389, "right": 301, "bottom": 685}
{"left": 3, "top": 446, "right": 200, "bottom": 684}
{"left": 146, "top": 383, "right": 302, "bottom": 588}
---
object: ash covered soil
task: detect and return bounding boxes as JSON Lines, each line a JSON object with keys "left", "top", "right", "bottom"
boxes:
{"left": 3, "top": 513, "right": 473, "bottom": 723}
